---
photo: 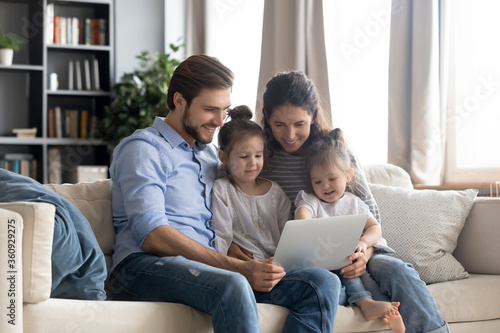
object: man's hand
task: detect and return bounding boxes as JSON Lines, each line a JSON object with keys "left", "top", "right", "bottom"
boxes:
{"left": 228, "top": 242, "right": 254, "bottom": 260}
{"left": 238, "top": 258, "right": 286, "bottom": 292}
{"left": 340, "top": 246, "right": 374, "bottom": 279}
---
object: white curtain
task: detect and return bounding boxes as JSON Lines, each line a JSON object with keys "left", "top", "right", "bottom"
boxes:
{"left": 388, "top": 0, "right": 450, "bottom": 185}
{"left": 255, "top": 0, "right": 331, "bottom": 125}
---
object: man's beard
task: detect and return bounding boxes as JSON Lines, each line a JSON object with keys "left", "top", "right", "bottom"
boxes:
{"left": 182, "top": 106, "right": 214, "bottom": 144}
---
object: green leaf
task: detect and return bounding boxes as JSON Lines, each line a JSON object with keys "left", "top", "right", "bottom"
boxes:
{"left": 102, "top": 43, "right": 184, "bottom": 154}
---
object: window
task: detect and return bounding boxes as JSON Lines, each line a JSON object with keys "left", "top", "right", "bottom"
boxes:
{"left": 323, "top": 0, "right": 391, "bottom": 165}
{"left": 445, "top": 0, "right": 500, "bottom": 183}
{"left": 205, "top": 0, "right": 264, "bottom": 112}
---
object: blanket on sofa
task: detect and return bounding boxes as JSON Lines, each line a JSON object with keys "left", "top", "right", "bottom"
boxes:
{"left": 0, "top": 169, "right": 107, "bottom": 300}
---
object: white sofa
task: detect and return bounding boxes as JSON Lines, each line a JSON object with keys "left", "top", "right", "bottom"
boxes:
{"left": 1, "top": 164, "right": 499, "bottom": 332}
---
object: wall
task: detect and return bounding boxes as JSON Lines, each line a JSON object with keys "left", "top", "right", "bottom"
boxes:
{"left": 114, "top": 0, "right": 165, "bottom": 81}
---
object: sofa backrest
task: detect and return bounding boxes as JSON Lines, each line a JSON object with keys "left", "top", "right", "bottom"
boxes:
{"left": 45, "top": 179, "right": 115, "bottom": 270}
{"left": 454, "top": 197, "right": 500, "bottom": 275}
{"left": 44, "top": 165, "right": 500, "bottom": 280}
{"left": 363, "top": 163, "right": 413, "bottom": 189}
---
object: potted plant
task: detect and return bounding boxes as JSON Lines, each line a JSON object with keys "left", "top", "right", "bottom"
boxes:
{"left": 102, "top": 43, "right": 183, "bottom": 153}
{"left": 0, "top": 29, "right": 24, "bottom": 66}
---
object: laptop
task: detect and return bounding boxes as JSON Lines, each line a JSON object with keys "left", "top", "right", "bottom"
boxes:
{"left": 272, "top": 214, "right": 368, "bottom": 272}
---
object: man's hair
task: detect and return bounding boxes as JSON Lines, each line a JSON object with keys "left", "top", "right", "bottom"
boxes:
{"left": 167, "top": 54, "right": 234, "bottom": 111}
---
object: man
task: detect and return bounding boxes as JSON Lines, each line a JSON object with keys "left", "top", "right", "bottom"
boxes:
{"left": 108, "top": 54, "right": 341, "bottom": 333}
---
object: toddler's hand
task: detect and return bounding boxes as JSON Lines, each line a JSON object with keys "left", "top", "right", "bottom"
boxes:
{"left": 355, "top": 241, "right": 368, "bottom": 255}
{"left": 228, "top": 242, "right": 254, "bottom": 260}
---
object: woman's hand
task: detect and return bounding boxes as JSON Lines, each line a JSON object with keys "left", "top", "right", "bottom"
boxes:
{"left": 340, "top": 246, "right": 374, "bottom": 279}
{"left": 227, "top": 242, "right": 254, "bottom": 260}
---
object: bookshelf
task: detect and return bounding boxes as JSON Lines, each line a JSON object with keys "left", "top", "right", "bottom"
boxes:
{"left": 0, "top": 0, "right": 113, "bottom": 183}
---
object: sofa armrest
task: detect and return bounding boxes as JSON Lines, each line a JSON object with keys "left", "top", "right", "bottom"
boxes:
{"left": 0, "top": 202, "right": 55, "bottom": 304}
{"left": 0, "top": 208, "right": 23, "bottom": 333}
{"left": 453, "top": 197, "right": 500, "bottom": 275}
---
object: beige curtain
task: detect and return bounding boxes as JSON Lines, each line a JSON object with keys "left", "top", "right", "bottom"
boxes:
{"left": 185, "top": 0, "right": 206, "bottom": 55}
{"left": 255, "top": 0, "right": 331, "bottom": 125}
{"left": 388, "top": 0, "right": 450, "bottom": 185}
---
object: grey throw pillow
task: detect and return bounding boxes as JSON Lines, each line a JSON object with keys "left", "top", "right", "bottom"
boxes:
{"left": 370, "top": 183, "right": 478, "bottom": 284}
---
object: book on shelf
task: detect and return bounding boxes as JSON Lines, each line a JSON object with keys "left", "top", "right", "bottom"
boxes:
{"left": 68, "top": 110, "right": 79, "bottom": 139}
{"left": 84, "top": 18, "right": 92, "bottom": 45}
{"left": 48, "top": 148, "right": 62, "bottom": 184}
{"left": 66, "top": 17, "right": 72, "bottom": 45}
{"left": 68, "top": 58, "right": 100, "bottom": 91}
{"left": 91, "top": 18, "right": 99, "bottom": 45}
{"left": 20, "top": 159, "right": 30, "bottom": 177}
{"left": 99, "top": 19, "right": 107, "bottom": 45}
{"left": 48, "top": 2, "right": 107, "bottom": 47}
{"left": 75, "top": 60, "right": 82, "bottom": 90}
{"left": 55, "top": 106, "right": 63, "bottom": 138}
{"left": 80, "top": 110, "right": 89, "bottom": 139}
{"left": 84, "top": 59, "right": 91, "bottom": 90}
{"left": 72, "top": 17, "right": 79, "bottom": 46}
{"left": 12, "top": 128, "right": 37, "bottom": 138}
{"left": 90, "top": 18, "right": 107, "bottom": 45}
{"left": 60, "top": 17, "right": 67, "bottom": 45}
{"left": 79, "top": 18, "right": 84, "bottom": 44}
{"left": 64, "top": 110, "right": 80, "bottom": 138}
{"left": 64, "top": 111, "right": 70, "bottom": 138}
{"left": 46, "top": 3, "right": 54, "bottom": 44}
{"left": 3, "top": 153, "right": 33, "bottom": 161}
{"left": 31, "top": 159, "right": 37, "bottom": 181}
{"left": 0, "top": 153, "right": 37, "bottom": 179}
{"left": 47, "top": 2, "right": 107, "bottom": 47}
{"left": 89, "top": 18, "right": 107, "bottom": 45}
{"left": 90, "top": 114, "right": 100, "bottom": 139}
{"left": 93, "top": 59, "right": 100, "bottom": 90}
{"left": 48, "top": 108, "right": 55, "bottom": 138}
{"left": 48, "top": 107, "right": 98, "bottom": 140}
{"left": 54, "top": 16, "right": 60, "bottom": 44}
{"left": 68, "top": 60, "right": 74, "bottom": 90}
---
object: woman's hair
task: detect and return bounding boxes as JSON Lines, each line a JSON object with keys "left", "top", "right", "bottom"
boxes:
{"left": 262, "top": 71, "right": 332, "bottom": 149}
{"left": 218, "top": 105, "right": 268, "bottom": 179}
{"left": 167, "top": 54, "right": 234, "bottom": 111}
{"left": 305, "top": 128, "right": 354, "bottom": 190}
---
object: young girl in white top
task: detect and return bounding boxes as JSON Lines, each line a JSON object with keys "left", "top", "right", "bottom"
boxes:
{"left": 211, "top": 105, "right": 291, "bottom": 260}
{"left": 295, "top": 128, "right": 405, "bottom": 333}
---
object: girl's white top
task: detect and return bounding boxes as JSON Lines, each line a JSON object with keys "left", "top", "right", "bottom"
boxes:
{"left": 295, "top": 190, "right": 374, "bottom": 219}
{"left": 211, "top": 177, "right": 291, "bottom": 259}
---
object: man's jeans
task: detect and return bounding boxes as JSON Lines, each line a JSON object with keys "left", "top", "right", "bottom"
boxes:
{"left": 359, "top": 254, "right": 450, "bottom": 333}
{"left": 108, "top": 253, "right": 340, "bottom": 333}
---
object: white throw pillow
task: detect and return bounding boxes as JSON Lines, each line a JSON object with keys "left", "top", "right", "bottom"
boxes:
{"left": 369, "top": 184, "right": 478, "bottom": 284}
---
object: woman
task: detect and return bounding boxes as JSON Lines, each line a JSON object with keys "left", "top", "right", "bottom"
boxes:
{"left": 236, "top": 71, "right": 449, "bottom": 333}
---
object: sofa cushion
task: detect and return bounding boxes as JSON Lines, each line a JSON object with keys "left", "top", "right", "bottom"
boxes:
{"left": 369, "top": 183, "right": 477, "bottom": 284}
{"left": 0, "top": 169, "right": 107, "bottom": 300}
{"left": 429, "top": 274, "right": 500, "bottom": 323}
{"left": 45, "top": 179, "right": 115, "bottom": 270}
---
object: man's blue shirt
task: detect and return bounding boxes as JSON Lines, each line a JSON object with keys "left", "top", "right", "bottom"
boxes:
{"left": 110, "top": 117, "right": 220, "bottom": 271}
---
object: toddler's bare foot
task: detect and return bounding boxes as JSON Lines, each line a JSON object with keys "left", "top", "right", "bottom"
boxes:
{"left": 356, "top": 299, "right": 400, "bottom": 321}
{"left": 382, "top": 308, "right": 405, "bottom": 333}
